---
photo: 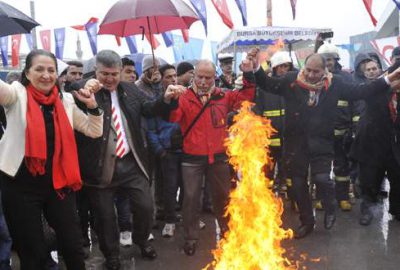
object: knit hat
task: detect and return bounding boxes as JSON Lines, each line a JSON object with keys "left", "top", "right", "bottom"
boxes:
{"left": 392, "top": 46, "right": 400, "bottom": 58}
{"left": 142, "top": 55, "right": 160, "bottom": 72}
{"left": 177, "top": 61, "right": 194, "bottom": 76}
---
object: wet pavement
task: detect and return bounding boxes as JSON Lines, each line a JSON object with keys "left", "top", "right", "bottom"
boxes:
{"left": 11, "top": 198, "right": 400, "bottom": 270}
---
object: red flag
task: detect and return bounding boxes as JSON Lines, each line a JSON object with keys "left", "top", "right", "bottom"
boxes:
{"left": 145, "top": 33, "right": 160, "bottom": 49}
{"left": 39, "top": 30, "right": 51, "bottom": 52}
{"left": 362, "top": 0, "right": 377, "bottom": 26}
{"left": 115, "top": 36, "right": 122, "bottom": 46}
{"left": 11, "top": 35, "right": 22, "bottom": 67}
{"left": 290, "top": 0, "right": 297, "bottom": 20}
{"left": 181, "top": 29, "right": 189, "bottom": 43}
{"left": 211, "top": 0, "right": 234, "bottom": 29}
{"left": 71, "top": 17, "right": 99, "bottom": 30}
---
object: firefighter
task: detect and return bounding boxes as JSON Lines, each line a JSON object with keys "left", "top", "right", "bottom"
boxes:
{"left": 317, "top": 43, "right": 353, "bottom": 211}
{"left": 253, "top": 51, "right": 295, "bottom": 202}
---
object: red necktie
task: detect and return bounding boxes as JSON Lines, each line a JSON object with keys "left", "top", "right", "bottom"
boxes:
{"left": 111, "top": 105, "right": 126, "bottom": 158}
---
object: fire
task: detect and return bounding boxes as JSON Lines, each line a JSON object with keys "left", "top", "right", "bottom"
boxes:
{"left": 204, "top": 101, "right": 294, "bottom": 270}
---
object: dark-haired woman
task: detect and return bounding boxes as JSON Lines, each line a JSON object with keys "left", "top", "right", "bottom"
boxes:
{"left": 0, "top": 49, "right": 103, "bottom": 269}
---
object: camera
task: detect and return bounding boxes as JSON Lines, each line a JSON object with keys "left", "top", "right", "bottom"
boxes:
{"left": 319, "top": 31, "right": 334, "bottom": 40}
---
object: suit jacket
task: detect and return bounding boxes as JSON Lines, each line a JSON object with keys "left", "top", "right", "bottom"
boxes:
{"left": 350, "top": 90, "right": 400, "bottom": 167}
{"left": 0, "top": 80, "right": 103, "bottom": 177}
{"left": 74, "top": 81, "right": 169, "bottom": 187}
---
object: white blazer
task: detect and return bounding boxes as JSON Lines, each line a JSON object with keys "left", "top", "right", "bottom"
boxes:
{"left": 0, "top": 80, "right": 103, "bottom": 177}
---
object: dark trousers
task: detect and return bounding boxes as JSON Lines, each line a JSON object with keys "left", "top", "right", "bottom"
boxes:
{"left": 0, "top": 168, "right": 85, "bottom": 270}
{"left": 115, "top": 191, "right": 132, "bottom": 232}
{"left": 160, "top": 152, "right": 182, "bottom": 223}
{"left": 87, "top": 154, "right": 153, "bottom": 262}
{"left": 182, "top": 160, "right": 231, "bottom": 242}
{"left": 292, "top": 172, "right": 336, "bottom": 225}
{"left": 76, "top": 187, "right": 95, "bottom": 239}
{"left": 359, "top": 158, "right": 400, "bottom": 215}
{"left": 333, "top": 135, "right": 351, "bottom": 200}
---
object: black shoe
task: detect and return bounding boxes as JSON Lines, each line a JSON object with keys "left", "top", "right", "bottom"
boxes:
{"left": 324, "top": 213, "right": 336, "bottom": 230}
{"left": 294, "top": 224, "right": 314, "bottom": 239}
{"left": 140, "top": 244, "right": 157, "bottom": 260}
{"left": 183, "top": 242, "right": 196, "bottom": 256}
{"left": 359, "top": 213, "right": 373, "bottom": 226}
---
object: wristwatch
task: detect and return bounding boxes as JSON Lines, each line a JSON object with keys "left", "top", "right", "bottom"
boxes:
{"left": 87, "top": 106, "right": 103, "bottom": 116}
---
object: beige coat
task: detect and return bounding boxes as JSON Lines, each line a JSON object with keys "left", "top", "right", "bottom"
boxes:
{"left": 0, "top": 80, "right": 103, "bottom": 177}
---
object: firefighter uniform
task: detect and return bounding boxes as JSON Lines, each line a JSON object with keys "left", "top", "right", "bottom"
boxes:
{"left": 318, "top": 44, "right": 353, "bottom": 211}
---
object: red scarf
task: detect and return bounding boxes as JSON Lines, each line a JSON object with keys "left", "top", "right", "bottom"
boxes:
{"left": 25, "top": 84, "right": 82, "bottom": 193}
{"left": 295, "top": 69, "right": 333, "bottom": 92}
{"left": 389, "top": 92, "right": 398, "bottom": 123}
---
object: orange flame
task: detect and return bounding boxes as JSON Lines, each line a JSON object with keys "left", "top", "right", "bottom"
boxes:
{"left": 204, "top": 101, "right": 295, "bottom": 270}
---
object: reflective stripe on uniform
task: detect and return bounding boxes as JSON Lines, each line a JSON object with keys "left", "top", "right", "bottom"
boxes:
{"left": 337, "top": 100, "right": 349, "bottom": 107}
{"left": 286, "top": 178, "right": 292, "bottom": 187}
{"left": 335, "top": 176, "right": 350, "bottom": 182}
{"left": 263, "top": 110, "right": 282, "bottom": 117}
{"left": 352, "top": 116, "right": 360, "bottom": 122}
{"left": 269, "top": 138, "right": 281, "bottom": 147}
{"left": 334, "top": 129, "right": 347, "bottom": 136}
{"left": 281, "top": 109, "right": 285, "bottom": 115}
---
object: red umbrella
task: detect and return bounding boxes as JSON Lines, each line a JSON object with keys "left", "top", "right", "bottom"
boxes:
{"left": 98, "top": 0, "right": 199, "bottom": 64}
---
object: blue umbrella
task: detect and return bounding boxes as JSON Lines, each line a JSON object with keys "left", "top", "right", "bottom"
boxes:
{"left": 0, "top": 1, "right": 40, "bottom": 37}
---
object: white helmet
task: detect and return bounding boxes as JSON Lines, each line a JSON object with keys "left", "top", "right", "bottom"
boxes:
{"left": 317, "top": 43, "right": 339, "bottom": 59}
{"left": 270, "top": 51, "right": 292, "bottom": 69}
{"left": 218, "top": 53, "right": 234, "bottom": 62}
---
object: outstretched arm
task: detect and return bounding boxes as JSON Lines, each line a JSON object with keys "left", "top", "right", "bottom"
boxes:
{"left": 242, "top": 48, "right": 290, "bottom": 96}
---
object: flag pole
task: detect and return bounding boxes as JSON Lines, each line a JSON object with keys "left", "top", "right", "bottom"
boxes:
{"left": 30, "top": 0, "right": 38, "bottom": 49}
{"left": 267, "top": 0, "right": 273, "bottom": 26}
{"left": 146, "top": 16, "right": 156, "bottom": 69}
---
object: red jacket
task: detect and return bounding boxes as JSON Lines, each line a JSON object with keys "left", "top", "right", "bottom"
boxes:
{"left": 170, "top": 79, "right": 255, "bottom": 163}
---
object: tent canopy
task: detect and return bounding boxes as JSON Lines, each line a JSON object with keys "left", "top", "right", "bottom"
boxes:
{"left": 217, "top": 26, "right": 331, "bottom": 54}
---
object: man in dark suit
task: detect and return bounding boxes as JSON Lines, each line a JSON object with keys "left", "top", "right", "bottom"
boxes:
{"left": 351, "top": 58, "right": 400, "bottom": 226}
{"left": 74, "top": 50, "right": 169, "bottom": 270}
{"left": 243, "top": 49, "right": 400, "bottom": 238}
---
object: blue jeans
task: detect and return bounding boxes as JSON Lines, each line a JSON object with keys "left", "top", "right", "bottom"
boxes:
{"left": 115, "top": 192, "right": 132, "bottom": 232}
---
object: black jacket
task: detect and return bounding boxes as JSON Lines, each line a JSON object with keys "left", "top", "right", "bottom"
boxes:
{"left": 352, "top": 53, "right": 372, "bottom": 129}
{"left": 332, "top": 65, "right": 353, "bottom": 132}
{"left": 73, "top": 81, "right": 169, "bottom": 186}
{"left": 253, "top": 68, "right": 389, "bottom": 176}
{"left": 254, "top": 86, "right": 285, "bottom": 148}
{"left": 350, "top": 89, "right": 400, "bottom": 167}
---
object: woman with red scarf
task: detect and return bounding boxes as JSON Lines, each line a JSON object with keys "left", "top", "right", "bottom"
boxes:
{"left": 0, "top": 49, "right": 103, "bottom": 269}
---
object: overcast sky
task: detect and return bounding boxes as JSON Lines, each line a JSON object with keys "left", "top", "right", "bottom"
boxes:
{"left": 5, "top": 0, "right": 394, "bottom": 65}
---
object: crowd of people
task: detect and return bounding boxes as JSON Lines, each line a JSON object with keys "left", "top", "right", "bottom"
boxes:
{"left": 0, "top": 39, "right": 400, "bottom": 269}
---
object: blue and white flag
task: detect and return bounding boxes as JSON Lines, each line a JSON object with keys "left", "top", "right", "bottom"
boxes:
{"left": 0, "top": 36, "right": 8, "bottom": 67}
{"left": 393, "top": 0, "right": 400, "bottom": 9}
{"left": 54, "top": 28, "right": 66, "bottom": 59}
{"left": 125, "top": 36, "right": 138, "bottom": 54}
{"left": 162, "top": 32, "right": 174, "bottom": 47}
{"left": 190, "top": 0, "right": 208, "bottom": 35}
{"left": 235, "top": 0, "right": 248, "bottom": 26}
{"left": 25, "top": 34, "right": 33, "bottom": 51}
{"left": 85, "top": 22, "right": 97, "bottom": 56}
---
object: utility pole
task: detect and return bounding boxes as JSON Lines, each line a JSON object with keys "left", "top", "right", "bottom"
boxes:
{"left": 267, "top": 0, "right": 273, "bottom": 26}
{"left": 30, "top": 0, "right": 38, "bottom": 49}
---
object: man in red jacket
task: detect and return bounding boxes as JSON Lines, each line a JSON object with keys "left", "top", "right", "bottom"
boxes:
{"left": 163, "top": 59, "right": 255, "bottom": 256}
